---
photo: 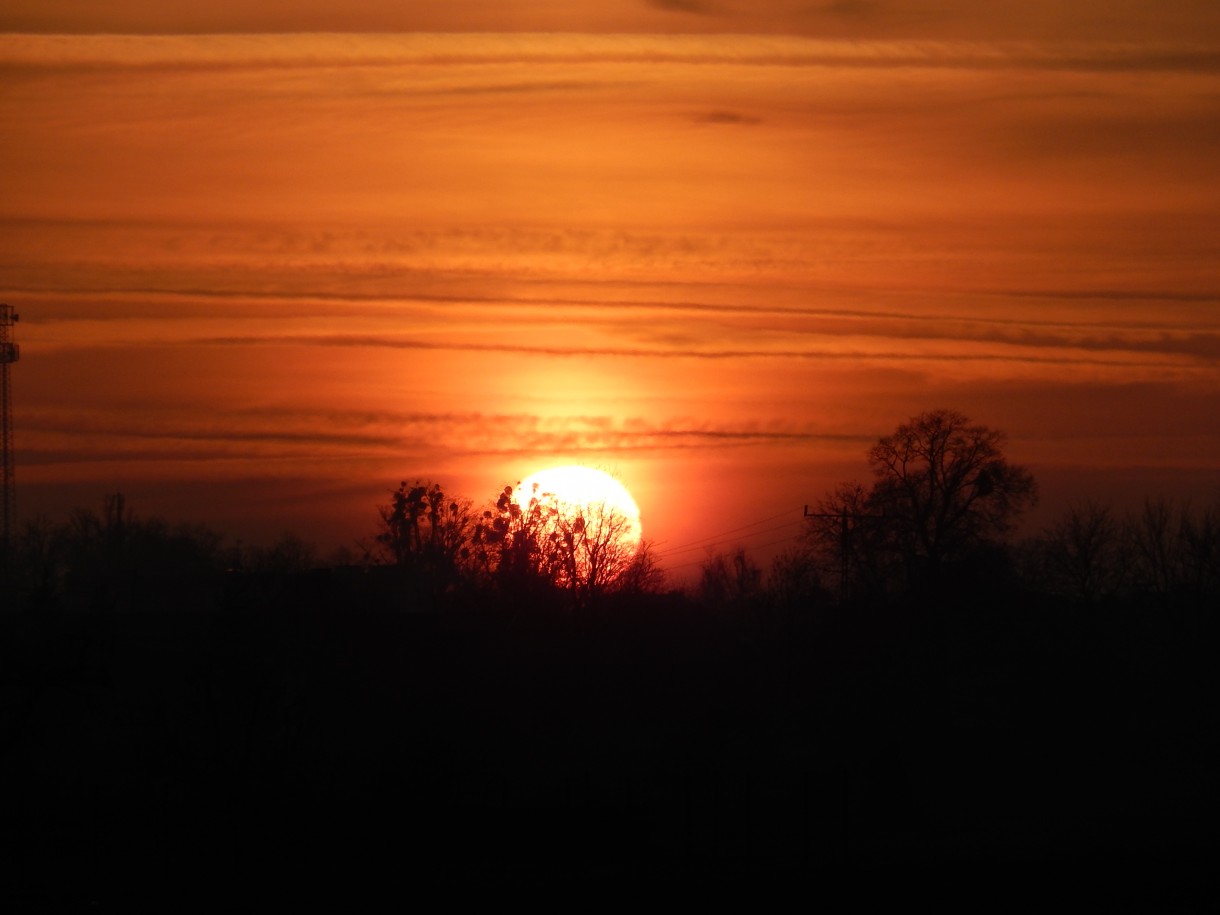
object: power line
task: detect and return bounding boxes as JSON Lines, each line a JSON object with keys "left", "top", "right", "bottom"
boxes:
{"left": 651, "top": 507, "right": 800, "bottom": 558}
{"left": 651, "top": 505, "right": 810, "bottom": 579}
{"left": 803, "top": 504, "right": 881, "bottom": 602}
{"left": 662, "top": 533, "right": 805, "bottom": 575}
{"left": 653, "top": 519, "right": 803, "bottom": 560}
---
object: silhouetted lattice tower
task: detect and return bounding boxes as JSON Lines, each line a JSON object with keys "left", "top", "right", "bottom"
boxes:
{"left": 0, "top": 304, "right": 19, "bottom": 549}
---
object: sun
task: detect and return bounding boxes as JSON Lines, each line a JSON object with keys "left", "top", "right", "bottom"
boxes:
{"left": 516, "top": 465, "right": 642, "bottom": 548}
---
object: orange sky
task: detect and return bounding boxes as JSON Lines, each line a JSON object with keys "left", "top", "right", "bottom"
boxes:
{"left": 3, "top": 5, "right": 1219, "bottom": 575}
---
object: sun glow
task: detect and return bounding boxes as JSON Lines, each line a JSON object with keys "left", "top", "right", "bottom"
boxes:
{"left": 516, "top": 466, "right": 643, "bottom": 547}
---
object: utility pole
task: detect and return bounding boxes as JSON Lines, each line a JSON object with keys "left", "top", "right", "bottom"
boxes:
{"left": 804, "top": 505, "right": 851, "bottom": 602}
{"left": 1, "top": 303, "right": 20, "bottom": 552}
{"left": 804, "top": 504, "right": 880, "bottom": 602}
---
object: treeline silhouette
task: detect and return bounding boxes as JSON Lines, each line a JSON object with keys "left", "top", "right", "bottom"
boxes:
{"left": 1, "top": 415, "right": 1215, "bottom": 904}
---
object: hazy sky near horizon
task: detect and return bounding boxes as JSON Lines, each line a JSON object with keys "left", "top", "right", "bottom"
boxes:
{"left": 3, "top": 2, "right": 1219, "bottom": 570}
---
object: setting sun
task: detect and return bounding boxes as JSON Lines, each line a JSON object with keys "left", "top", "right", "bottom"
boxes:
{"left": 516, "top": 465, "right": 642, "bottom": 547}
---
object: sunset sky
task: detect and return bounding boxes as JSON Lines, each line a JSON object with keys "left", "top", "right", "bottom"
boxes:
{"left": 3, "top": 2, "right": 1218, "bottom": 575}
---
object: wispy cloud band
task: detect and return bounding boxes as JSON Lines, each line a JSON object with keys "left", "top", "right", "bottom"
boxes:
{"left": 4, "top": 33, "right": 1219, "bottom": 73}
{"left": 182, "top": 332, "right": 1214, "bottom": 371}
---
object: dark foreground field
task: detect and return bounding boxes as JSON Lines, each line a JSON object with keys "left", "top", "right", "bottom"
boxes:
{"left": 3, "top": 575, "right": 1214, "bottom": 904}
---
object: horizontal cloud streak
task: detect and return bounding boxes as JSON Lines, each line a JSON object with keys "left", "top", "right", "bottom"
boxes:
{"left": 19, "top": 404, "right": 877, "bottom": 470}
{"left": 183, "top": 333, "right": 1210, "bottom": 371}
{"left": 15, "top": 281, "right": 1218, "bottom": 367}
{"left": 4, "top": 33, "right": 1219, "bottom": 73}
{"left": 13, "top": 280, "right": 1219, "bottom": 327}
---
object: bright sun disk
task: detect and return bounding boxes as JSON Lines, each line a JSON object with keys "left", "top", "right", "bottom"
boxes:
{"left": 515, "top": 466, "right": 642, "bottom": 547}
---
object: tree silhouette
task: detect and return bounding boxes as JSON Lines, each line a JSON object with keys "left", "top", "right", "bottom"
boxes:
{"left": 807, "top": 409, "right": 1037, "bottom": 593}
{"left": 474, "top": 480, "right": 656, "bottom": 606}
{"left": 697, "top": 547, "right": 764, "bottom": 612}
{"left": 766, "top": 546, "right": 829, "bottom": 613}
{"left": 472, "top": 483, "right": 565, "bottom": 599}
{"left": 551, "top": 491, "right": 646, "bottom": 606}
{"left": 376, "top": 480, "right": 476, "bottom": 595}
{"left": 1124, "top": 497, "right": 1220, "bottom": 604}
{"left": 5, "top": 492, "right": 226, "bottom": 612}
{"left": 1177, "top": 500, "right": 1220, "bottom": 603}
{"left": 1033, "top": 499, "right": 1128, "bottom": 605}
{"left": 612, "top": 539, "right": 667, "bottom": 596}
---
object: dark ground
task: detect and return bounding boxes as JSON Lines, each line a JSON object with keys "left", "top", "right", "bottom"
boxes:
{"left": 2, "top": 573, "right": 1215, "bottom": 905}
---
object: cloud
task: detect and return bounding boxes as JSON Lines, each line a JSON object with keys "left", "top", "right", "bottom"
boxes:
{"left": 695, "top": 110, "right": 761, "bottom": 125}
{"left": 17, "top": 274, "right": 1217, "bottom": 367}
{"left": 8, "top": 0, "right": 1220, "bottom": 46}
{"left": 182, "top": 332, "right": 1203, "bottom": 371}
{"left": 4, "top": 33, "right": 1219, "bottom": 73}
{"left": 19, "top": 402, "right": 878, "bottom": 471}
{"left": 647, "top": 0, "right": 717, "bottom": 14}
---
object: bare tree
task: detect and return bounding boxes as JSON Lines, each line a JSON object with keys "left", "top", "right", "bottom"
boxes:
{"left": 474, "top": 483, "right": 562, "bottom": 596}
{"left": 766, "top": 546, "right": 827, "bottom": 612}
{"left": 613, "top": 539, "right": 667, "bottom": 596}
{"left": 697, "top": 547, "right": 764, "bottom": 611}
{"left": 1178, "top": 500, "right": 1220, "bottom": 602}
{"left": 1037, "top": 499, "right": 1128, "bottom": 604}
{"left": 1125, "top": 497, "right": 1220, "bottom": 603}
{"left": 241, "top": 532, "right": 319, "bottom": 575}
{"left": 1126, "top": 498, "right": 1181, "bottom": 599}
{"left": 377, "top": 480, "right": 476, "bottom": 594}
{"left": 867, "top": 409, "right": 1036, "bottom": 576}
{"left": 807, "top": 409, "right": 1037, "bottom": 594}
{"left": 474, "top": 481, "right": 654, "bottom": 606}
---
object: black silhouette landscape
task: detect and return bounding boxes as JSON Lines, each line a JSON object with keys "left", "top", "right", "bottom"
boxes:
{"left": 3, "top": 411, "right": 1215, "bottom": 903}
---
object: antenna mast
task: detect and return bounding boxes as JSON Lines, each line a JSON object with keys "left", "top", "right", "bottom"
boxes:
{"left": 1, "top": 303, "right": 19, "bottom": 550}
